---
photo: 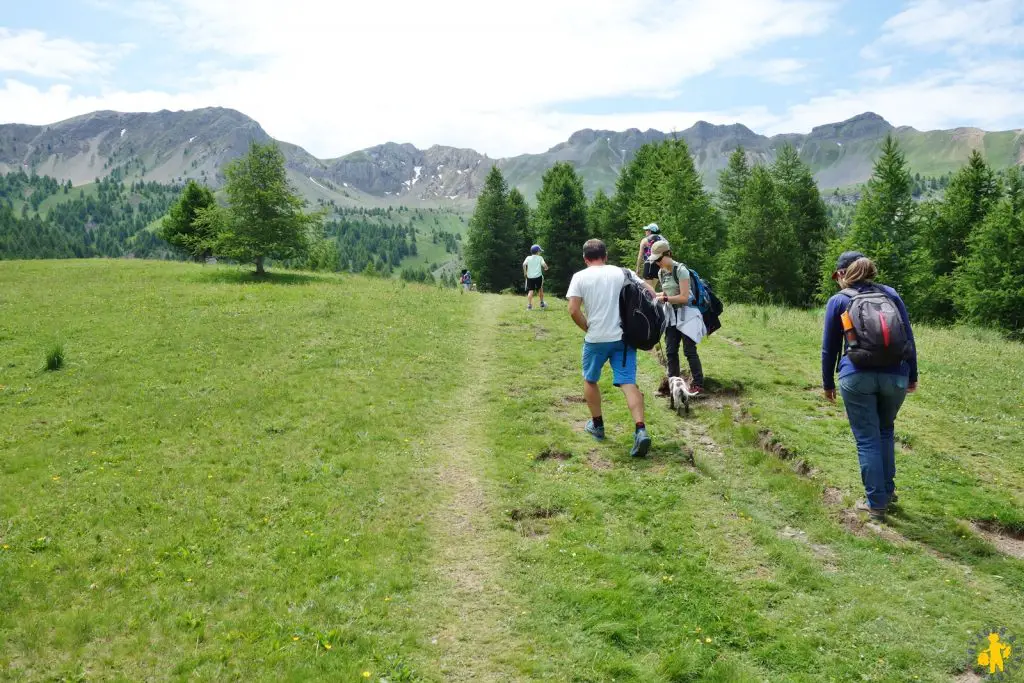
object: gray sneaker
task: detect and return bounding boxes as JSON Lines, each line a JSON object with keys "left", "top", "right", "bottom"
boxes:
{"left": 631, "top": 428, "right": 651, "bottom": 458}
{"left": 584, "top": 419, "right": 605, "bottom": 441}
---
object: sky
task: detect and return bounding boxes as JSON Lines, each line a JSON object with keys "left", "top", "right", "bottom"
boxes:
{"left": 1, "top": 0, "right": 1022, "bottom": 158}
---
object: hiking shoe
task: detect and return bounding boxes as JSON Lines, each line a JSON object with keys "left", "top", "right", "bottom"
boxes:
{"left": 631, "top": 428, "right": 652, "bottom": 458}
{"left": 584, "top": 419, "right": 605, "bottom": 441}
{"left": 540, "top": 301, "right": 547, "bottom": 309}
{"left": 690, "top": 385, "right": 704, "bottom": 396}
{"left": 855, "top": 499, "right": 886, "bottom": 522}
{"left": 527, "top": 304, "right": 533, "bottom": 310}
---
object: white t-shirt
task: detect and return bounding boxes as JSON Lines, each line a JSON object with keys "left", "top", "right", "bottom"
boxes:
{"left": 567, "top": 264, "right": 644, "bottom": 343}
{"left": 523, "top": 254, "right": 547, "bottom": 279}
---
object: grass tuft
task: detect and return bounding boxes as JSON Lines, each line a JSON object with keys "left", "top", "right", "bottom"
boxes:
{"left": 43, "top": 340, "right": 64, "bottom": 371}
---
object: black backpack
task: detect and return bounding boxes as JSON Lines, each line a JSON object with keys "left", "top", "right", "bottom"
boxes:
{"left": 619, "top": 268, "right": 665, "bottom": 352}
{"left": 841, "top": 286, "right": 913, "bottom": 368}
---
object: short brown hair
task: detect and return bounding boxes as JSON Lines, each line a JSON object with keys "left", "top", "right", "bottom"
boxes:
{"left": 839, "top": 257, "right": 878, "bottom": 287}
{"left": 583, "top": 239, "right": 607, "bottom": 261}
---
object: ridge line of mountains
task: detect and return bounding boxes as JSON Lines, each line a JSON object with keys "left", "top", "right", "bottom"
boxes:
{"left": 2, "top": 107, "right": 1022, "bottom": 207}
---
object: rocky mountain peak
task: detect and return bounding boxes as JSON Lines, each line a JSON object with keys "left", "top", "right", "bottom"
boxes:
{"left": 809, "top": 111, "right": 893, "bottom": 141}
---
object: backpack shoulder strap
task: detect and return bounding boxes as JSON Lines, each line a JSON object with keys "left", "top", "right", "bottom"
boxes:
{"left": 839, "top": 287, "right": 860, "bottom": 299}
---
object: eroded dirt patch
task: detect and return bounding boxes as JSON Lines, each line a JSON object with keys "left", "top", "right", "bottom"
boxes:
{"left": 758, "top": 429, "right": 795, "bottom": 460}
{"left": 823, "top": 486, "right": 844, "bottom": 507}
{"left": 534, "top": 447, "right": 571, "bottom": 462}
{"left": 586, "top": 449, "right": 613, "bottom": 471}
{"left": 509, "top": 506, "right": 564, "bottom": 521}
{"left": 970, "top": 521, "right": 1024, "bottom": 559}
{"left": 779, "top": 525, "right": 839, "bottom": 572}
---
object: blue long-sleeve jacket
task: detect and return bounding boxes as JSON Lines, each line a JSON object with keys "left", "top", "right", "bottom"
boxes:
{"left": 821, "top": 283, "right": 919, "bottom": 391}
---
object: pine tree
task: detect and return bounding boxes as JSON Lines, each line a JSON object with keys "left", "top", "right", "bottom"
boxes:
{"left": 158, "top": 180, "right": 217, "bottom": 261}
{"left": 587, "top": 189, "right": 614, "bottom": 244}
{"left": 626, "top": 138, "right": 723, "bottom": 277}
{"left": 603, "top": 145, "right": 659, "bottom": 264}
{"left": 916, "top": 150, "right": 1000, "bottom": 320}
{"left": 465, "top": 166, "right": 516, "bottom": 292}
{"left": 215, "top": 142, "right": 320, "bottom": 275}
{"left": 957, "top": 167, "right": 1024, "bottom": 334}
{"left": 772, "top": 144, "right": 832, "bottom": 304}
{"left": 841, "top": 135, "right": 916, "bottom": 295}
{"left": 717, "top": 147, "right": 750, "bottom": 225}
{"left": 534, "top": 162, "right": 589, "bottom": 296}
{"left": 719, "top": 167, "right": 801, "bottom": 304}
{"left": 508, "top": 187, "right": 534, "bottom": 266}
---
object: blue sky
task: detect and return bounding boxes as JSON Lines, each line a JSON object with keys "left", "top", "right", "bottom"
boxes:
{"left": 1, "top": 0, "right": 1022, "bottom": 157}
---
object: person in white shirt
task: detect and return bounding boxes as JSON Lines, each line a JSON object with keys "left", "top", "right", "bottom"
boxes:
{"left": 566, "top": 238, "right": 652, "bottom": 458}
{"left": 522, "top": 244, "right": 549, "bottom": 310}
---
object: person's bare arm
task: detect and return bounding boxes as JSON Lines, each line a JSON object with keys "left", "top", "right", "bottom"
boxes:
{"left": 567, "top": 296, "right": 588, "bottom": 333}
{"left": 659, "top": 275, "right": 690, "bottom": 305}
{"left": 636, "top": 239, "right": 647, "bottom": 274}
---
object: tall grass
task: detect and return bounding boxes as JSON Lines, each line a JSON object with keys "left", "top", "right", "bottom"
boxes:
{"left": 43, "top": 340, "right": 64, "bottom": 371}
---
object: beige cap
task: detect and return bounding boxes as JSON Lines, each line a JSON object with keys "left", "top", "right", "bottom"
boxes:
{"left": 647, "top": 239, "right": 671, "bottom": 263}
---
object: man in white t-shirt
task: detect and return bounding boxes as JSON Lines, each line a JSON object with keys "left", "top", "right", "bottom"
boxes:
{"left": 566, "top": 238, "right": 652, "bottom": 458}
{"left": 522, "top": 244, "right": 549, "bottom": 310}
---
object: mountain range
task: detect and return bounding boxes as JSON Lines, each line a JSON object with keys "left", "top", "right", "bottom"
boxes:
{"left": 1, "top": 108, "right": 1022, "bottom": 206}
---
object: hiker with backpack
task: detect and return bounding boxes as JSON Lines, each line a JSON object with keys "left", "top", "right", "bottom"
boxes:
{"left": 635, "top": 223, "right": 665, "bottom": 287}
{"left": 647, "top": 240, "right": 705, "bottom": 394}
{"left": 567, "top": 239, "right": 655, "bottom": 458}
{"left": 822, "top": 252, "right": 918, "bottom": 522}
{"left": 460, "top": 269, "right": 472, "bottom": 293}
{"left": 522, "top": 244, "right": 549, "bottom": 310}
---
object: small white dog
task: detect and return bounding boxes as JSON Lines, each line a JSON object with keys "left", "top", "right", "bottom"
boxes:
{"left": 668, "top": 376, "right": 697, "bottom": 416}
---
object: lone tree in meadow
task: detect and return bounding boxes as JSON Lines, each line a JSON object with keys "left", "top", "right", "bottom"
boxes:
{"left": 534, "top": 162, "right": 589, "bottom": 296}
{"left": 214, "top": 141, "right": 320, "bottom": 275}
{"left": 158, "top": 180, "right": 216, "bottom": 261}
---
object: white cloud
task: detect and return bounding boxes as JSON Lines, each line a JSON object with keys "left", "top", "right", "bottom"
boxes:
{"left": 747, "top": 58, "right": 811, "bottom": 85}
{"left": 0, "top": 0, "right": 838, "bottom": 157}
{"left": 0, "top": 28, "right": 131, "bottom": 80}
{"left": 856, "top": 65, "right": 892, "bottom": 82}
{"left": 761, "top": 64, "right": 1024, "bottom": 135}
{"left": 867, "top": 0, "right": 1024, "bottom": 55}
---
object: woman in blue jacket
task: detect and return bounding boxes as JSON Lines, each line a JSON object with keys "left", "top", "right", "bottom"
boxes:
{"left": 822, "top": 252, "right": 918, "bottom": 521}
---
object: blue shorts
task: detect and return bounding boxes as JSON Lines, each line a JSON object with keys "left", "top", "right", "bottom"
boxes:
{"left": 582, "top": 340, "right": 637, "bottom": 386}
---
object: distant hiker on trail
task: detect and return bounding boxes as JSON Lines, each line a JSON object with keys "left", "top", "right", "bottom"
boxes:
{"left": 648, "top": 240, "right": 705, "bottom": 394}
{"left": 523, "top": 244, "right": 549, "bottom": 310}
{"left": 460, "top": 269, "right": 473, "bottom": 293}
{"left": 822, "top": 252, "right": 918, "bottom": 522}
{"left": 635, "top": 222, "right": 665, "bottom": 288}
{"left": 567, "top": 238, "right": 652, "bottom": 458}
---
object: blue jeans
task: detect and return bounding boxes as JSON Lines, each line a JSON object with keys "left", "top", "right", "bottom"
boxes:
{"left": 839, "top": 372, "right": 908, "bottom": 510}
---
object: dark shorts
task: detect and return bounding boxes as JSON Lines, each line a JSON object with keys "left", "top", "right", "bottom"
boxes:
{"left": 642, "top": 261, "right": 660, "bottom": 280}
{"left": 526, "top": 276, "right": 543, "bottom": 291}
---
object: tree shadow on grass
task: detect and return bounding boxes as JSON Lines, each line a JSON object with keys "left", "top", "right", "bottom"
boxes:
{"left": 191, "top": 267, "right": 327, "bottom": 286}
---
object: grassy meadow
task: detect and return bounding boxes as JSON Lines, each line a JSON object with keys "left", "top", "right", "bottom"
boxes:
{"left": 1, "top": 259, "right": 1023, "bottom": 682}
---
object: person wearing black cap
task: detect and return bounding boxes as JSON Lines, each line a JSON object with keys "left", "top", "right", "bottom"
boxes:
{"left": 822, "top": 251, "right": 918, "bottom": 522}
